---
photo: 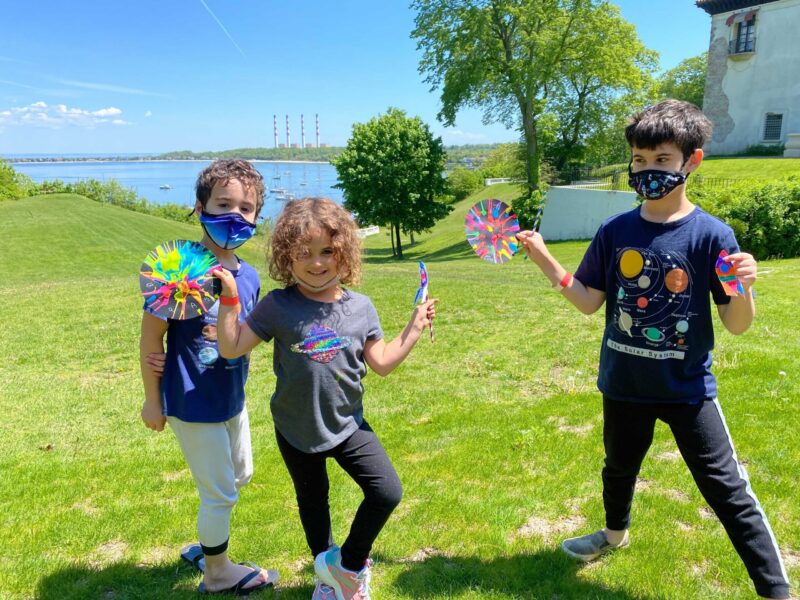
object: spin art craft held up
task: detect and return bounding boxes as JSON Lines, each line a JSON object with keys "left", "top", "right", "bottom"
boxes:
{"left": 140, "top": 240, "right": 221, "bottom": 320}
{"left": 465, "top": 199, "right": 520, "bottom": 264}
{"left": 413, "top": 260, "right": 434, "bottom": 342}
{"left": 715, "top": 249, "right": 745, "bottom": 297}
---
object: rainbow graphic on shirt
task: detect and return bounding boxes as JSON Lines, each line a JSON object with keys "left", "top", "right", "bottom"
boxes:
{"left": 291, "top": 325, "right": 352, "bottom": 364}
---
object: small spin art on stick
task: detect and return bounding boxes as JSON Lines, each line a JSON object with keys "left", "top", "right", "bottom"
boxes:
{"left": 715, "top": 249, "right": 745, "bottom": 297}
{"left": 464, "top": 199, "right": 520, "bottom": 264}
{"left": 413, "top": 260, "right": 434, "bottom": 342}
{"left": 140, "top": 240, "right": 221, "bottom": 320}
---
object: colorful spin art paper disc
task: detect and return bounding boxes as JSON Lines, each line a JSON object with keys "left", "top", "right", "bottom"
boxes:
{"left": 140, "top": 240, "right": 221, "bottom": 320}
{"left": 464, "top": 199, "right": 520, "bottom": 264}
{"left": 715, "top": 249, "right": 745, "bottom": 297}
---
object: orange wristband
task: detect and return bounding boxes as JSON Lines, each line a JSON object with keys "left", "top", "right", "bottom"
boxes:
{"left": 554, "top": 272, "right": 573, "bottom": 291}
{"left": 219, "top": 295, "right": 239, "bottom": 306}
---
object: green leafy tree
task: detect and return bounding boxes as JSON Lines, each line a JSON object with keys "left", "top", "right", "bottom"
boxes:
{"left": 543, "top": 6, "right": 657, "bottom": 171}
{"left": 412, "top": 0, "right": 655, "bottom": 225}
{"left": 0, "top": 160, "right": 34, "bottom": 201}
{"left": 447, "top": 166, "right": 484, "bottom": 201}
{"left": 478, "top": 143, "right": 526, "bottom": 180}
{"left": 658, "top": 53, "right": 707, "bottom": 108}
{"left": 333, "top": 108, "right": 451, "bottom": 258}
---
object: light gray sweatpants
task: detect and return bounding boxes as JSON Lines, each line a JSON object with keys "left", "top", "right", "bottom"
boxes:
{"left": 168, "top": 406, "right": 253, "bottom": 552}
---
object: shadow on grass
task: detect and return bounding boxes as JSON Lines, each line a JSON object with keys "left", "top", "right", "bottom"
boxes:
{"left": 35, "top": 560, "right": 316, "bottom": 600}
{"left": 386, "top": 549, "right": 656, "bottom": 599}
{"left": 363, "top": 240, "right": 477, "bottom": 264}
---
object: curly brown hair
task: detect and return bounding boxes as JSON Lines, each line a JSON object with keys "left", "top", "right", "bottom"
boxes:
{"left": 269, "top": 197, "right": 362, "bottom": 287}
{"left": 195, "top": 159, "right": 266, "bottom": 214}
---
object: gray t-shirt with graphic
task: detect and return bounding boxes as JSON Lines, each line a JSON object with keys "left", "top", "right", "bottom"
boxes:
{"left": 246, "top": 285, "right": 383, "bottom": 453}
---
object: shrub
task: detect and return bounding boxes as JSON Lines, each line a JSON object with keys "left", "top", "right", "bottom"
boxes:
{"left": 693, "top": 176, "right": 800, "bottom": 259}
{"left": 0, "top": 160, "right": 35, "bottom": 201}
{"left": 736, "top": 144, "right": 785, "bottom": 157}
{"left": 447, "top": 166, "right": 483, "bottom": 201}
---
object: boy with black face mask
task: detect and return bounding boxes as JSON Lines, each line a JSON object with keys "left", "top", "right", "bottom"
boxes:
{"left": 516, "top": 100, "right": 789, "bottom": 599}
{"left": 140, "top": 159, "right": 280, "bottom": 594}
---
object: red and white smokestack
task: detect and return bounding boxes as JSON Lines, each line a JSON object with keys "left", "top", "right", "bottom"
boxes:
{"left": 301, "top": 114, "right": 306, "bottom": 149}
{"left": 315, "top": 113, "right": 320, "bottom": 147}
{"left": 273, "top": 114, "right": 278, "bottom": 148}
{"left": 285, "top": 114, "right": 290, "bottom": 147}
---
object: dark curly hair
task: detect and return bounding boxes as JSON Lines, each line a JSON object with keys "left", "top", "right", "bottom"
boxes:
{"left": 195, "top": 159, "right": 266, "bottom": 214}
{"left": 269, "top": 197, "right": 362, "bottom": 287}
{"left": 625, "top": 99, "right": 712, "bottom": 161}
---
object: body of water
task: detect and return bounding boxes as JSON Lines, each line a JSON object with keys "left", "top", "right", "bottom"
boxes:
{"left": 12, "top": 160, "right": 343, "bottom": 221}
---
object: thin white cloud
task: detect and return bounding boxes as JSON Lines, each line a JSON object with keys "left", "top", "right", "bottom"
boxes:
{"left": 198, "top": 0, "right": 246, "bottom": 58}
{"left": 144, "top": 110, "right": 153, "bottom": 117}
{"left": 55, "top": 78, "right": 168, "bottom": 97}
{"left": 443, "top": 129, "right": 488, "bottom": 142}
{"left": 0, "top": 79, "right": 38, "bottom": 90}
{"left": 0, "top": 101, "right": 132, "bottom": 129}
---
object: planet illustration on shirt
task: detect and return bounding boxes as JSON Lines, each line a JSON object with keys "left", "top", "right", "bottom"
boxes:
{"left": 291, "top": 325, "right": 352, "bottom": 364}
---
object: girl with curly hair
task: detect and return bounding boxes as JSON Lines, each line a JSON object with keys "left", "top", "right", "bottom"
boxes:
{"left": 213, "top": 197, "right": 437, "bottom": 600}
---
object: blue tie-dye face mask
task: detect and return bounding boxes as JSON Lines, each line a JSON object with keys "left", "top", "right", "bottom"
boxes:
{"left": 627, "top": 161, "right": 688, "bottom": 200}
{"left": 199, "top": 210, "right": 256, "bottom": 250}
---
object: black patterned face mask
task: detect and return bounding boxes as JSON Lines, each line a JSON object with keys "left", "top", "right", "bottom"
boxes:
{"left": 627, "top": 161, "right": 688, "bottom": 200}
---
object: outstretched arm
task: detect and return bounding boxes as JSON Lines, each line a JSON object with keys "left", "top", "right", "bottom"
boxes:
{"left": 363, "top": 299, "right": 437, "bottom": 377}
{"left": 140, "top": 311, "right": 168, "bottom": 432}
{"left": 517, "top": 230, "right": 606, "bottom": 315}
{"left": 717, "top": 252, "right": 756, "bottom": 335}
{"left": 213, "top": 267, "right": 263, "bottom": 358}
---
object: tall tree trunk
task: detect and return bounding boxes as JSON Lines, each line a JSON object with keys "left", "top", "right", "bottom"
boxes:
{"left": 410, "top": 231, "right": 415, "bottom": 245}
{"left": 390, "top": 225, "right": 396, "bottom": 257}
{"left": 521, "top": 104, "right": 541, "bottom": 193}
{"left": 394, "top": 223, "right": 403, "bottom": 258}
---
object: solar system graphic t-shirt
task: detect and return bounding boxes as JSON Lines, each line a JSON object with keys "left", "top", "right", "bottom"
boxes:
{"left": 575, "top": 206, "right": 737, "bottom": 403}
{"left": 246, "top": 286, "right": 384, "bottom": 453}
{"left": 145, "top": 259, "right": 260, "bottom": 422}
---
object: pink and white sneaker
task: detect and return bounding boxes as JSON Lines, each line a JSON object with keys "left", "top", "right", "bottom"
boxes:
{"left": 314, "top": 546, "right": 372, "bottom": 600}
{"left": 311, "top": 579, "right": 337, "bottom": 600}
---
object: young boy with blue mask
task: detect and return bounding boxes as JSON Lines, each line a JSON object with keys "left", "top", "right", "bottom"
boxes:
{"left": 516, "top": 100, "right": 790, "bottom": 599}
{"left": 140, "top": 159, "right": 279, "bottom": 594}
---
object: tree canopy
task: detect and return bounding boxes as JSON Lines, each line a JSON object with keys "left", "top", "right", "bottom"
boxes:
{"left": 412, "top": 0, "right": 656, "bottom": 224}
{"left": 657, "top": 52, "right": 707, "bottom": 109}
{"left": 333, "top": 108, "right": 451, "bottom": 258}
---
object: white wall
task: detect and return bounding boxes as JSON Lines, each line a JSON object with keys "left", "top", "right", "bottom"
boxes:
{"left": 704, "top": 0, "right": 800, "bottom": 155}
{"left": 539, "top": 186, "right": 637, "bottom": 241}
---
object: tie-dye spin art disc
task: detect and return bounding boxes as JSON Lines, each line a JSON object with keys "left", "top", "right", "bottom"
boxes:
{"left": 465, "top": 199, "right": 520, "bottom": 264}
{"left": 140, "top": 240, "right": 221, "bottom": 320}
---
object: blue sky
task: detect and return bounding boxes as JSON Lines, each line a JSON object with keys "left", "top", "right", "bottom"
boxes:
{"left": 0, "top": 1, "right": 711, "bottom": 155}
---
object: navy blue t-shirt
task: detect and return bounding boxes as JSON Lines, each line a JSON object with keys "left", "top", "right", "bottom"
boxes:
{"left": 574, "top": 206, "right": 737, "bottom": 403}
{"left": 144, "top": 258, "right": 260, "bottom": 422}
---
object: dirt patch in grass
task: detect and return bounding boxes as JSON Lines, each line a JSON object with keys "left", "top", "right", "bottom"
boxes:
{"left": 655, "top": 450, "right": 681, "bottom": 462}
{"left": 90, "top": 540, "right": 128, "bottom": 567}
{"left": 514, "top": 514, "right": 585, "bottom": 540}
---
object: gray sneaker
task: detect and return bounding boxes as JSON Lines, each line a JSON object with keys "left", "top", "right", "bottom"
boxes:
{"left": 561, "top": 530, "right": 629, "bottom": 562}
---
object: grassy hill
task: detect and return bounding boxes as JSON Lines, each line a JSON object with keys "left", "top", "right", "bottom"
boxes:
{"left": 1, "top": 192, "right": 798, "bottom": 599}
{"left": 695, "top": 156, "right": 800, "bottom": 180}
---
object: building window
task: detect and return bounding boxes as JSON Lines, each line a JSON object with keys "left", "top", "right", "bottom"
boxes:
{"left": 731, "top": 16, "right": 756, "bottom": 53}
{"left": 763, "top": 114, "right": 783, "bottom": 142}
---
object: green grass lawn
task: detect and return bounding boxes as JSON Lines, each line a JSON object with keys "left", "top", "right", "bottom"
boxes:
{"left": 695, "top": 157, "right": 800, "bottom": 180}
{"left": 591, "top": 157, "right": 800, "bottom": 183}
{"left": 1, "top": 192, "right": 798, "bottom": 599}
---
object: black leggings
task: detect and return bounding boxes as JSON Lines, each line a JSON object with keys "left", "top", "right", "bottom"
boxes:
{"left": 602, "top": 396, "right": 790, "bottom": 599}
{"left": 275, "top": 421, "right": 402, "bottom": 572}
